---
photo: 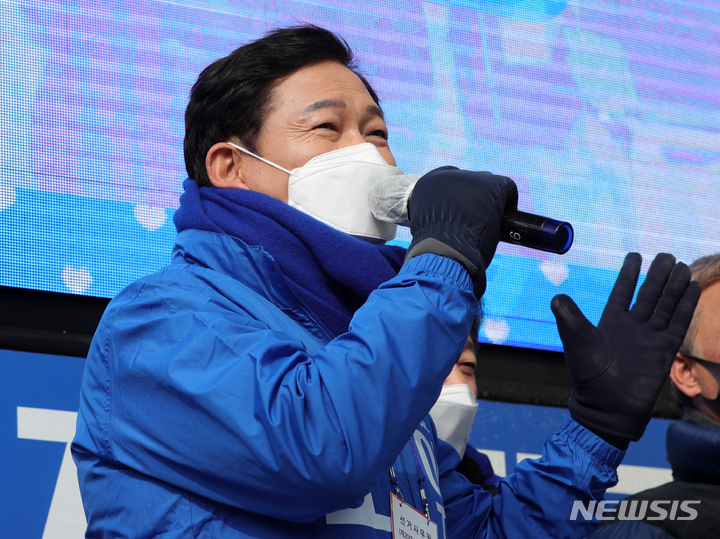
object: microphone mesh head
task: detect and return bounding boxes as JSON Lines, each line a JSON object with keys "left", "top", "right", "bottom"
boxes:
{"left": 369, "top": 174, "right": 421, "bottom": 226}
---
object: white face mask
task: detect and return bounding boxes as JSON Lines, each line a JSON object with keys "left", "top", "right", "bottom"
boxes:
{"left": 228, "top": 142, "right": 402, "bottom": 242}
{"left": 428, "top": 384, "right": 479, "bottom": 459}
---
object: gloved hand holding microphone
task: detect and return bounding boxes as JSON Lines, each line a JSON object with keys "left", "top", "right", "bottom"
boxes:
{"left": 372, "top": 167, "right": 701, "bottom": 449}
{"left": 400, "top": 167, "right": 518, "bottom": 298}
{"left": 371, "top": 168, "right": 573, "bottom": 298}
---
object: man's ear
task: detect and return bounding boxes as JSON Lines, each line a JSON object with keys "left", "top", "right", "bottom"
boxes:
{"left": 669, "top": 354, "right": 702, "bottom": 398}
{"left": 205, "top": 142, "right": 250, "bottom": 190}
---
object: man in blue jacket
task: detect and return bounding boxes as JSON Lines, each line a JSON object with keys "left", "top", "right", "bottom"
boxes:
{"left": 72, "top": 25, "right": 700, "bottom": 538}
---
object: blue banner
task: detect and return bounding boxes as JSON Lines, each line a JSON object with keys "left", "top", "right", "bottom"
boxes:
{"left": 0, "top": 348, "right": 674, "bottom": 537}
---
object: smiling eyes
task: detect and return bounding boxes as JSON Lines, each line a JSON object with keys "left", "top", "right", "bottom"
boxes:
{"left": 314, "top": 122, "right": 388, "bottom": 140}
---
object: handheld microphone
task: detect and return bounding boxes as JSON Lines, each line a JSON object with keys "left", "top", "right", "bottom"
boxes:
{"left": 501, "top": 211, "right": 573, "bottom": 255}
{"left": 370, "top": 174, "right": 573, "bottom": 255}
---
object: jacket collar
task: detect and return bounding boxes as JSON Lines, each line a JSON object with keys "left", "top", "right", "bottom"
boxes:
{"left": 666, "top": 413, "right": 720, "bottom": 485}
{"left": 171, "top": 229, "right": 334, "bottom": 342}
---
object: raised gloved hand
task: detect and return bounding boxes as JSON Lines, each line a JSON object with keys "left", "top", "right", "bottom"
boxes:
{"left": 405, "top": 167, "right": 518, "bottom": 298}
{"left": 551, "top": 253, "right": 701, "bottom": 448}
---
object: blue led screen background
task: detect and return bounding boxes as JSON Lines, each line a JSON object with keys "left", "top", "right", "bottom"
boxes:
{"left": 2, "top": 0, "right": 719, "bottom": 351}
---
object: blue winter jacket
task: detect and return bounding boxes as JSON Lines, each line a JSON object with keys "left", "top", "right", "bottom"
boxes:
{"left": 72, "top": 228, "right": 624, "bottom": 538}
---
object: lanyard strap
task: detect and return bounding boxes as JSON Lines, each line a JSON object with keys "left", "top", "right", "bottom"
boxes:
{"left": 389, "top": 436, "right": 431, "bottom": 520}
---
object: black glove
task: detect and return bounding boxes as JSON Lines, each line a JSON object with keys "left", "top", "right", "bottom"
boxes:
{"left": 406, "top": 167, "right": 518, "bottom": 298}
{"left": 551, "top": 253, "right": 701, "bottom": 448}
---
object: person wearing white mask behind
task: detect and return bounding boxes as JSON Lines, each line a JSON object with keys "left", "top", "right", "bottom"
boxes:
{"left": 430, "top": 315, "right": 501, "bottom": 494}
{"left": 72, "top": 24, "right": 700, "bottom": 539}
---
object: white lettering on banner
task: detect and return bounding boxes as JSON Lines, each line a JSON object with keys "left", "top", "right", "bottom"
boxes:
{"left": 477, "top": 449, "right": 506, "bottom": 477}
{"left": 412, "top": 430, "right": 446, "bottom": 536}
{"left": 16, "top": 407, "right": 87, "bottom": 539}
{"left": 325, "top": 493, "right": 391, "bottom": 531}
{"left": 435, "top": 501, "right": 447, "bottom": 539}
{"left": 516, "top": 452, "right": 542, "bottom": 465}
{"left": 412, "top": 430, "right": 440, "bottom": 495}
{"left": 606, "top": 464, "right": 673, "bottom": 495}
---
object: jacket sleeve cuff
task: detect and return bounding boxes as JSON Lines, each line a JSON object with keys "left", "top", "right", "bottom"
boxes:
{"left": 399, "top": 253, "right": 473, "bottom": 292}
{"left": 557, "top": 417, "right": 626, "bottom": 469}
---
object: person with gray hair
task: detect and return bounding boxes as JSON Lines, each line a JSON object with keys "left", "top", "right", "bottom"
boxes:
{"left": 588, "top": 253, "right": 720, "bottom": 539}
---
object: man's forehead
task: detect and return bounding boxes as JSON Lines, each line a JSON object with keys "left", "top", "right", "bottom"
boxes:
{"left": 697, "top": 281, "right": 720, "bottom": 359}
{"left": 270, "top": 61, "right": 379, "bottom": 114}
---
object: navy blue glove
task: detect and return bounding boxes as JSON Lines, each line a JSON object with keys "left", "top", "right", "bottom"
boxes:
{"left": 406, "top": 167, "right": 518, "bottom": 298}
{"left": 551, "top": 253, "right": 701, "bottom": 447}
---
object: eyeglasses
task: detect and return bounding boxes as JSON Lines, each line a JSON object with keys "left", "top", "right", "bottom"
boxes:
{"left": 679, "top": 353, "right": 720, "bottom": 380}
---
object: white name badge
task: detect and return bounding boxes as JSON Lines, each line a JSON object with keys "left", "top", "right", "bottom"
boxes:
{"left": 391, "top": 493, "right": 438, "bottom": 539}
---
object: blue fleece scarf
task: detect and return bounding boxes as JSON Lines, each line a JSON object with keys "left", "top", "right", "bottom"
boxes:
{"left": 173, "top": 180, "right": 406, "bottom": 337}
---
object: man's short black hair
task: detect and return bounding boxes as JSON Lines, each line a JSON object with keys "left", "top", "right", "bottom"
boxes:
{"left": 184, "top": 24, "right": 380, "bottom": 187}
